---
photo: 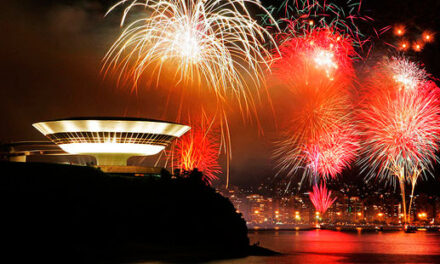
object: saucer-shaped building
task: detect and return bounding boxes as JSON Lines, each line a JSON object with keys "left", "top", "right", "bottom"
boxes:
{"left": 33, "top": 117, "right": 190, "bottom": 166}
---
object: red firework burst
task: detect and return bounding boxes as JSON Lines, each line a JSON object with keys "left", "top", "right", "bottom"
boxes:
{"left": 304, "top": 127, "right": 359, "bottom": 180}
{"left": 358, "top": 57, "right": 440, "bottom": 182}
{"left": 172, "top": 126, "right": 221, "bottom": 185}
{"left": 309, "top": 183, "right": 337, "bottom": 214}
{"left": 272, "top": 28, "right": 358, "bottom": 182}
{"left": 272, "top": 28, "right": 356, "bottom": 84}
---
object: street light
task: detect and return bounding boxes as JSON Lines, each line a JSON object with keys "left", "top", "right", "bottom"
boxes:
{"left": 315, "top": 211, "right": 320, "bottom": 220}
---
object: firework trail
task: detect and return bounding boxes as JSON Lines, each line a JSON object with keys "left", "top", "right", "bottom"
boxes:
{"left": 272, "top": 29, "right": 359, "bottom": 184}
{"left": 171, "top": 125, "right": 221, "bottom": 185}
{"left": 104, "top": 0, "right": 279, "bottom": 188}
{"left": 358, "top": 57, "right": 440, "bottom": 223}
{"left": 309, "top": 183, "right": 337, "bottom": 215}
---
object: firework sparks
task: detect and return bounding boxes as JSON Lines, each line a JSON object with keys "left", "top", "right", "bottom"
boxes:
{"left": 172, "top": 125, "right": 221, "bottom": 185}
{"left": 397, "top": 39, "right": 409, "bottom": 51}
{"left": 309, "top": 183, "right": 337, "bottom": 214}
{"left": 262, "top": 0, "right": 384, "bottom": 57}
{"left": 412, "top": 41, "right": 424, "bottom": 52}
{"left": 394, "top": 25, "right": 406, "bottom": 36}
{"left": 422, "top": 31, "right": 434, "bottom": 43}
{"left": 391, "top": 25, "right": 435, "bottom": 53}
{"left": 389, "top": 58, "right": 426, "bottom": 92}
{"left": 274, "top": 97, "right": 358, "bottom": 183}
{"left": 358, "top": 57, "right": 440, "bottom": 222}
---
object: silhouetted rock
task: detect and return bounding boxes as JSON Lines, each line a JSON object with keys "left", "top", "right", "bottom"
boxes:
{"left": 0, "top": 162, "right": 250, "bottom": 262}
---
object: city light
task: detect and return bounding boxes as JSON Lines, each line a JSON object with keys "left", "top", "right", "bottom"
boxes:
{"left": 59, "top": 143, "right": 164, "bottom": 156}
{"left": 418, "top": 212, "right": 427, "bottom": 219}
{"left": 315, "top": 211, "right": 320, "bottom": 220}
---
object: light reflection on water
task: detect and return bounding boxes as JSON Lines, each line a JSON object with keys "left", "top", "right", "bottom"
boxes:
{"left": 210, "top": 230, "right": 440, "bottom": 263}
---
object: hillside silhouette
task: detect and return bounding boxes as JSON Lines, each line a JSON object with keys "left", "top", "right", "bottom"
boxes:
{"left": 1, "top": 162, "right": 253, "bottom": 262}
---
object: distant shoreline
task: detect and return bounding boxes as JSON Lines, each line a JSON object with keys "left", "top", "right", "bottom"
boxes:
{"left": 248, "top": 225, "right": 440, "bottom": 232}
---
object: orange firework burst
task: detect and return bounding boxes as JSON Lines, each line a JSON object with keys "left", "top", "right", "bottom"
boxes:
{"left": 309, "top": 183, "right": 337, "bottom": 214}
{"left": 172, "top": 126, "right": 221, "bottom": 185}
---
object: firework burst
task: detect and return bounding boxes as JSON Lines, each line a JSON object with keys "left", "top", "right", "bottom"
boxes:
{"left": 171, "top": 125, "right": 221, "bottom": 185}
{"left": 304, "top": 128, "right": 359, "bottom": 180}
{"left": 104, "top": 0, "right": 277, "bottom": 106}
{"left": 274, "top": 91, "right": 358, "bottom": 182}
{"left": 104, "top": 0, "right": 279, "bottom": 188}
{"left": 358, "top": 57, "right": 440, "bottom": 182}
{"left": 272, "top": 29, "right": 358, "bottom": 183}
{"left": 358, "top": 57, "right": 440, "bottom": 222}
{"left": 309, "top": 183, "right": 337, "bottom": 214}
{"left": 272, "top": 29, "right": 356, "bottom": 82}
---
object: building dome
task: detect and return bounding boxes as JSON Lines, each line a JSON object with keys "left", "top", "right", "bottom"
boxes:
{"left": 33, "top": 117, "right": 190, "bottom": 166}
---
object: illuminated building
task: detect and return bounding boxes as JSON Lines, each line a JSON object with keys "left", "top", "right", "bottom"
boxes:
{"left": 33, "top": 117, "right": 190, "bottom": 172}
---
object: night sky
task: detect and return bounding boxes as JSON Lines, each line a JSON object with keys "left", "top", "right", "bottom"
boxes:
{"left": 1, "top": 0, "right": 440, "bottom": 188}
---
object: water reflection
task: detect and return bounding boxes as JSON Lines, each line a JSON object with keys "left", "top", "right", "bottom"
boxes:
{"left": 211, "top": 230, "right": 440, "bottom": 263}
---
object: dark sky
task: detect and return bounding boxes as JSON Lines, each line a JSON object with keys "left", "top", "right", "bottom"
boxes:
{"left": 1, "top": 0, "right": 440, "bottom": 188}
